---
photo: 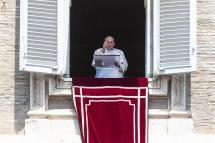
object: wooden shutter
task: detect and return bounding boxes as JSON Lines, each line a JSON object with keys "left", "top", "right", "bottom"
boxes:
{"left": 153, "top": 0, "right": 197, "bottom": 75}
{"left": 20, "top": 0, "right": 70, "bottom": 75}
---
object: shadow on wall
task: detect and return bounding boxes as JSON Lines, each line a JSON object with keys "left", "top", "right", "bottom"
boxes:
{"left": 186, "top": 73, "right": 191, "bottom": 111}
{"left": 14, "top": 1, "right": 30, "bottom": 134}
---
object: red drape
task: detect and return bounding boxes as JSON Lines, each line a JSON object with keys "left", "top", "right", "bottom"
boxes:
{"left": 72, "top": 77, "right": 148, "bottom": 143}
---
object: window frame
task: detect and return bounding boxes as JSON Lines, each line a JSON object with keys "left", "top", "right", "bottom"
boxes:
{"left": 20, "top": 0, "right": 196, "bottom": 78}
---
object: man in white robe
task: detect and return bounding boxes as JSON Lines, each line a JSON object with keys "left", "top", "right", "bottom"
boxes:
{"left": 92, "top": 36, "right": 128, "bottom": 78}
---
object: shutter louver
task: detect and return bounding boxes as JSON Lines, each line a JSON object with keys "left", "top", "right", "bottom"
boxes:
{"left": 20, "top": 0, "right": 70, "bottom": 75}
{"left": 27, "top": 0, "right": 58, "bottom": 69}
{"left": 154, "top": 0, "right": 196, "bottom": 74}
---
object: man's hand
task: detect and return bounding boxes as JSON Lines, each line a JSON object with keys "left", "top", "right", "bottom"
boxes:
{"left": 114, "top": 61, "right": 120, "bottom": 68}
{"left": 101, "top": 48, "right": 105, "bottom": 53}
{"left": 95, "top": 59, "right": 103, "bottom": 67}
{"left": 114, "top": 61, "right": 124, "bottom": 73}
{"left": 101, "top": 41, "right": 107, "bottom": 53}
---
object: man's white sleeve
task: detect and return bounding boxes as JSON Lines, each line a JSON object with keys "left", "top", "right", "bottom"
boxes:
{"left": 91, "top": 51, "right": 96, "bottom": 67}
{"left": 119, "top": 51, "right": 128, "bottom": 72}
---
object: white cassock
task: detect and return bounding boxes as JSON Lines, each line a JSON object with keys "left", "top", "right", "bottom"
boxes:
{"left": 92, "top": 48, "right": 128, "bottom": 78}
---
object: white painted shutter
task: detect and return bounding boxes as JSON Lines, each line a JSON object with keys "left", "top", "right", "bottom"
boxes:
{"left": 153, "top": 0, "right": 197, "bottom": 75}
{"left": 20, "top": 0, "right": 70, "bottom": 75}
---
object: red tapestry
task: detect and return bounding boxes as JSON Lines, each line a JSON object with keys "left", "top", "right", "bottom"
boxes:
{"left": 72, "top": 77, "right": 148, "bottom": 143}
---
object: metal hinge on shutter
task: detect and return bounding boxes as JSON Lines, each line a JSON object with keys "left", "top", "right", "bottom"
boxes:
{"left": 23, "top": 53, "right": 27, "bottom": 59}
{"left": 159, "top": 67, "right": 165, "bottom": 71}
{"left": 52, "top": 66, "right": 58, "bottom": 70}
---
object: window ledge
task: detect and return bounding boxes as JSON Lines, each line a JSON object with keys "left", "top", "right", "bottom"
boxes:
{"left": 27, "top": 108, "right": 76, "bottom": 119}
{"left": 149, "top": 109, "right": 192, "bottom": 119}
{"left": 28, "top": 108, "right": 191, "bottom": 120}
{"left": 62, "top": 78, "right": 72, "bottom": 82}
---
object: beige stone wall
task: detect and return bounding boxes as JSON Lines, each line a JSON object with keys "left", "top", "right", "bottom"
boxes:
{"left": 191, "top": 0, "right": 215, "bottom": 133}
{"left": 0, "top": 0, "right": 29, "bottom": 134}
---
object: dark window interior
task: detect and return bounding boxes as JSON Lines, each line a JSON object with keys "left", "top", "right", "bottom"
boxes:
{"left": 70, "top": 0, "right": 145, "bottom": 77}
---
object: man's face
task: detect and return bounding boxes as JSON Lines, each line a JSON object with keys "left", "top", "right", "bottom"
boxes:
{"left": 105, "top": 37, "right": 115, "bottom": 49}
